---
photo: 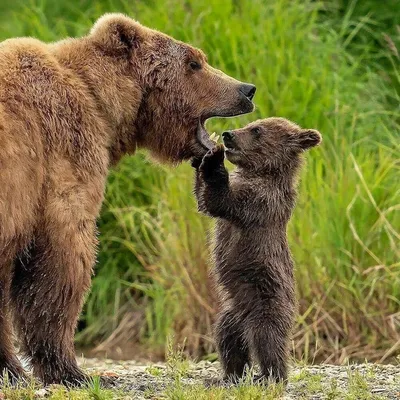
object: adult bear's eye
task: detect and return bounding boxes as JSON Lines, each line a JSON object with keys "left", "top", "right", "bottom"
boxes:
{"left": 189, "top": 61, "right": 201, "bottom": 71}
{"left": 251, "top": 127, "right": 261, "bottom": 136}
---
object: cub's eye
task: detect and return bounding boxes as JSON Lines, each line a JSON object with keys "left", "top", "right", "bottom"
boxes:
{"left": 189, "top": 61, "right": 201, "bottom": 71}
{"left": 251, "top": 127, "right": 261, "bottom": 136}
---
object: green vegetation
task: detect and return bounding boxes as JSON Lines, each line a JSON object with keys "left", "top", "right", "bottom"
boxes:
{"left": 0, "top": 0, "right": 398, "bottom": 364}
{"left": 0, "top": 376, "right": 120, "bottom": 400}
{"left": 164, "top": 379, "right": 285, "bottom": 400}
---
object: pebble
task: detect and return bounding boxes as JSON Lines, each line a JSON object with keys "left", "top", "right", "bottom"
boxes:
{"left": 34, "top": 388, "right": 48, "bottom": 398}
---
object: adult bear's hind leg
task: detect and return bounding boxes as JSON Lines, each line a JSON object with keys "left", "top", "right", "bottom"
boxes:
{"left": 11, "top": 221, "right": 97, "bottom": 386}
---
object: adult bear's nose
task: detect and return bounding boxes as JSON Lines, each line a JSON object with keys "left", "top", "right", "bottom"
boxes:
{"left": 239, "top": 83, "right": 256, "bottom": 100}
{"left": 222, "top": 131, "right": 233, "bottom": 140}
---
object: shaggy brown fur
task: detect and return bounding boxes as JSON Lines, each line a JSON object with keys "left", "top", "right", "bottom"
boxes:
{"left": 0, "top": 13, "right": 255, "bottom": 385}
{"left": 193, "top": 118, "right": 321, "bottom": 383}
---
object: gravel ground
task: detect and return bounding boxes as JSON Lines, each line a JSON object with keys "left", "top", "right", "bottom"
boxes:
{"left": 80, "top": 358, "right": 400, "bottom": 399}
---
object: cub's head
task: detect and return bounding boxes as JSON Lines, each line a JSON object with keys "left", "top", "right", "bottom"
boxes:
{"left": 89, "top": 14, "right": 256, "bottom": 163}
{"left": 222, "top": 117, "right": 321, "bottom": 171}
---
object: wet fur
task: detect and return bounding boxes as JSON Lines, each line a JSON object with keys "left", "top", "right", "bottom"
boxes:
{"left": 193, "top": 118, "right": 321, "bottom": 383}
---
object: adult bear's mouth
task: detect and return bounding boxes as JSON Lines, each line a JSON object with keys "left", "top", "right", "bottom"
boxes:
{"left": 196, "top": 109, "right": 253, "bottom": 151}
{"left": 196, "top": 119, "right": 216, "bottom": 151}
{"left": 195, "top": 91, "right": 256, "bottom": 151}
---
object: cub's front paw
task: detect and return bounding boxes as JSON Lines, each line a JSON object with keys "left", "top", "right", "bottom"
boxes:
{"left": 200, "top": 144, "right": 225, "bottom": 174}
{"left": 190, "top": 156, "right": 203, "bottom": 169}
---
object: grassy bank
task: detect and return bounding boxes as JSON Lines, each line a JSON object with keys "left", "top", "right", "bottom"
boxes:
{"left": 1, "top": 0, "right": 399, "bottom": 363}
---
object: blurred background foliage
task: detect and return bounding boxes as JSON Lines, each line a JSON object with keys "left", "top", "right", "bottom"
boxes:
{"left": 0, "top": 0, "right": 399, "bottom": 363}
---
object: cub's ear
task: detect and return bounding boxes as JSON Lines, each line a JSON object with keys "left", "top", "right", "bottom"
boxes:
{"left": 90, "top": 13, "right": 144, "bottom": 55}
{"left": 297, "top": 129, "right": 322, "bottom": 150}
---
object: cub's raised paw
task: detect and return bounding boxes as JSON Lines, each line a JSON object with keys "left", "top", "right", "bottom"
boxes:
{"left": 200, "top": 144, "right": 225, "bottom": 173}
{"left": 190, "top": 156, "right": 203, "bottom": 169}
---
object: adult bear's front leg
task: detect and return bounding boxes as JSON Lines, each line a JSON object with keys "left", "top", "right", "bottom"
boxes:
{"left": 11, "top": 218, "right": 98, "bottom": 386}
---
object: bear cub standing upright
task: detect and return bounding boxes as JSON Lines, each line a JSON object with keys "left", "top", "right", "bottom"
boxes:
{"left": 192, "top": 117, "right": 321, "bottom": 382}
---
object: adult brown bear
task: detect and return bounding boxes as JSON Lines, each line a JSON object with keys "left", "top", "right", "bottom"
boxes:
{"left": 0, "top": 13, "right": 255, "bottom": 385}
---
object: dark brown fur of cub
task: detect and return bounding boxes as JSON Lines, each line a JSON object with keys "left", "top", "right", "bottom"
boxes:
{"left": 193, "top": 118, "right": 321, "bottom": 383}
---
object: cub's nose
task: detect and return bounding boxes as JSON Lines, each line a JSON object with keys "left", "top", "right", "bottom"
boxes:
{"left": 222, "top": 131, "right": 233, "bottom": 140}
{"left": 239, "top": 83, "right": 256, "bottom": 100}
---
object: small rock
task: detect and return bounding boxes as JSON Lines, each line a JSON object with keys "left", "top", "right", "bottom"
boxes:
{"left": 34, "top": 388, "right": 48, "bottom": 398}
{"left": 102, "top": 371, "right": 119, "bottom": 377}
{"left": 371, "top": 388, "right": 386, "bottom": 393}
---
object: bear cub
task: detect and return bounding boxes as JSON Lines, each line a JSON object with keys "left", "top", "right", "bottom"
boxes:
{"left": 192, "top": 117, "right": 321, "bottom": 383}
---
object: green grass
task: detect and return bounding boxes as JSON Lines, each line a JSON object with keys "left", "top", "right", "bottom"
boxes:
{"left": 0, "top": 376, "right": 120, "bottom": 400}
{"left": 0, "top": 0, "right": 399, "bottom": 362}
{"left": 164, "top": 380, "right": 285, "bottom": 400}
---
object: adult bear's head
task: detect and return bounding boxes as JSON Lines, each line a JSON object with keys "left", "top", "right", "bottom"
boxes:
{"left": 89, "top": 14, "right": 256, "bottom": 163}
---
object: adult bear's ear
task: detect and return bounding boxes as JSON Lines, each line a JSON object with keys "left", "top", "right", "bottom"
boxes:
{"left": 297, "top": 129, "right": 322, "bottom": 150}
{"left": 90, "top": 13, "right": 144, "bottom": 56}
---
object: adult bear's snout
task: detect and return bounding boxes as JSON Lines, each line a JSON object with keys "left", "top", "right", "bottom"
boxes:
{"left": 239, "top": 83, "right": 256, "bottom": 101}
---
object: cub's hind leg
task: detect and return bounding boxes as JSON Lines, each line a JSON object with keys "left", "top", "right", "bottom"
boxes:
{"left": 215, "top": 309, "right": 250, "bottom": 381}
{"left": 245, "top": 298, "right": 294, "bottom": 383}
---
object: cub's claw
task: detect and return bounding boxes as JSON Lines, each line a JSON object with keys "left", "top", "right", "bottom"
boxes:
{"left": 200, "top": 144, "right": 225, "bottom": 173}
{"left": 205, "top": 144, "right": 225, "bottom": 160}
